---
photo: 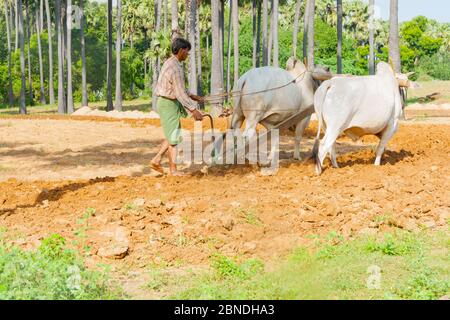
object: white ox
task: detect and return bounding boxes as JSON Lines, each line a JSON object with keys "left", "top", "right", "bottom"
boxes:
{"left": 227, "top": 57, "right": 332, "bottom": 160}
{"left": 313, "top": 61, "right": 405, "bottom": 175}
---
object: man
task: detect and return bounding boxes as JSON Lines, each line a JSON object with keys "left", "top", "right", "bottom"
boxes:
{"left": 150, "top": 38, "right": 204, "bottom": 176}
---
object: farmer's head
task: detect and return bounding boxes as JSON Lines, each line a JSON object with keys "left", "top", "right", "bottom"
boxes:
{"left": 172, "top": 38, "right": 191, "bottom": 62}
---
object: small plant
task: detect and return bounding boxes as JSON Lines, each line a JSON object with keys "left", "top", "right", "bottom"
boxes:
{"left": 365, "top": 233, "right": 420, "bottom": 256}
{"left": 393, "top": 267, "right": 449, "bottom": 300}
{"left": 0, "top": 234, "right": 122, "bottom": 299}
{"left": 210, "top": 253, "right": 264, "bottom": 280}
{"left": 237, "top": 208, "right": 263, "bottom": 226}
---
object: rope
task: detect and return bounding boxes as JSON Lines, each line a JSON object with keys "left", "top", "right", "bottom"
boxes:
{"left": 203, "top": 69, "right": 312, "bottom": 103}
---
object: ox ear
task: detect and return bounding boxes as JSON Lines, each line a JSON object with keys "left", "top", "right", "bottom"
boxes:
{"left": 405, "top": 72, "right": 415, "bottom": 78}
{"left": 286, "top": 57, "right": 298, "bottom": 71}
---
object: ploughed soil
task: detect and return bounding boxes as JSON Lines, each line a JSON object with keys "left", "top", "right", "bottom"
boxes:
{"left": 0, "top": 115, "right": 449, "bottom": 272}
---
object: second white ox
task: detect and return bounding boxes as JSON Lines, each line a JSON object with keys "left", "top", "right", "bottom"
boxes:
{"left": 313, "top": 61, "right": 405, "bottom": 175}
{"left": 227, "top": 57, "right": 332, "bottom": 160}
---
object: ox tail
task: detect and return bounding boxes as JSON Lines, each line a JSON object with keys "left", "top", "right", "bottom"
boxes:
{"left": 312, "top": 80, "right": 332, "bottom": 160}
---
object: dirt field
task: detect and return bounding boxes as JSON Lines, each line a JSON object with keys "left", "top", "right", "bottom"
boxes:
{"left": 0, "top": 115, "right": 449, "bottom": 275}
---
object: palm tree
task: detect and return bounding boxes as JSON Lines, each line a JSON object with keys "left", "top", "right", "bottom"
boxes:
{"left": 337, "top": 0, "right": 343, "bottom": 74}
{"left": 211, "top": 0, "right": 224, "bottom": 115}
{"left": 25, "top": 0, "right": 33, "bottom": 105}
{"left": 255, "top": 1, "right": 261, "bottom": 67}
{"left": 56, "top": 0, "right": 65, "bottom": 114}
{"left": 252, "top": 0, "right": 257, "bottom": 68}
{"left": 303, "top": 0, "right": 309, "bottom": 60}
{"left": 195, "top": 2, "right": 203, "bottom": 104}
{"left": 115, "top": 0, "right": 123, "bottom": 111}
{"left": 369, "top": 0, "right": 375, "bottom": 74}
{"left": 15, "top": 0, "right": 19, "bottom": 51}
{"left": 187, "top": 0, "right": 197, "bottom": 94}
{"left": 80, "top": 0, "right": 88, "bottom": 106}
{"left": 4, "top": 0, "right": 14, "bottom": 107}
{"left": 292, "top": 0, "right": 301, "bottom": 57}
{"left": 18, "top": 0, "right": 26, "bottom": 114}
{"left": 66, "top": 0, "right": 74, "bottom": 113}
{"left": 39, "top": 0, "right": 43, "bottom": 29}
{"left": 44, "top": 0, "right": 55, "bottom": 104}
{"left": 272, "top": 0, "right": 279, "bottom": 68}
{"left": 232, "top": 0, "right": 239, "bottom": 85}
{"left": 106, "top": 0, "right": 113, "bottom": 111}
{"left": 171, "top": 0, "right": 179, "bottom": 40}
{"left": 306, "top": 0, "right": 315, "bottom": 69}
{"left": 389, "top": 0, "right": 401, "bottom": 72}
{"left": 151, "top": 0, "right": 161, "bottom": 111}
{"left": 226, "top": 0, "right": 232, "bottom": 99}
{"left": 262, "top": 0, "right": 268, "bottom": 66}
{"left": 36, "top": 7, "right": 46, "bottom": 104}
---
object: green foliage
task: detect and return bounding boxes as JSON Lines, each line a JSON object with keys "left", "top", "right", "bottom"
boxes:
{"left": 210, "top": 253, "right": 264, "bottom": 280}
{"left": 417, "top": 51, "right": 450, "bottom": 80}
{"left": 0, "top": 1, "right": 449, "bottom": 107}
{"left": 169, "top": 231, "right": 448, "bottom": 300}
{"left": 0, "top": 234, "right": 122, "bottom": 299}
{"left": 365, "top": 232, "right": 420, "bottom": 256}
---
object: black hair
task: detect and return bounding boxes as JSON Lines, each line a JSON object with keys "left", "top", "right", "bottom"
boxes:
{"left": 171, "top": 38, "right": 191, "bottom": 55}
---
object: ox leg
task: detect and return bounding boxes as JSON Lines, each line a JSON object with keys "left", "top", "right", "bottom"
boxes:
{"left": 316, "top": 129, "right": 341, "bottom": 175}
{"left": 330, "top": 143, "right": 339, "bottom": 168}
{"left": 294, "top": 115, "right": 311, "bottom": 160}
{"left": 374, "top": 123, "right": 398, "bottom": 166}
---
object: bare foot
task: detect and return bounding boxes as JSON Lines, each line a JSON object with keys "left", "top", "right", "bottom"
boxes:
{"left": 150, "top": 162, "right": 165, "bottom": 174}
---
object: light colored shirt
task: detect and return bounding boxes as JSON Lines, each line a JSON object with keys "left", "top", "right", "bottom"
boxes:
{"left": 155, "top": 55, "right": 198, "bottom": 112}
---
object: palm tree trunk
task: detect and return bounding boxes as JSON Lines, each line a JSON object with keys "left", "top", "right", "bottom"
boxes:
{"left": 337, "top": 0, "right": 343, "bottom": 74}
{"left": 106, "top": 0, "right": 113, "bottom": 111}
{"left": 272, "top": 0, "right": 279, "bottom": 68}
{"left": 306, "top": 0, "right": 315, "bottom": 69}
{"left": 15, "top": 0, "right": 19, "bottom": 51}
{"left": 188, "top": 0, "right": 197, "bottom": 94}
{"left": 226, "top": 0, "right": 232, "bottom": 98}
{"left": 56, "top": 0, "right": 65, "bottom": 114}
{"left": 66, "top": 0, "right": 73, "bottom": 113}
{"left": 220, "top": 0, "right": 225, "bottom": 83}
{"left": 262, "top": 0, "right": 268, "bottom": 66}
{"left": 25, "top": 0, "right": 33, "bottom": 105}
{"left": 195, "top": 2, "right": 203, "bottom": 103}
{"left": 152, "top": 0, "right": 161, "bottom": 111}
{"left": 252, "top": 0, "right": 257, "bottom": 68}
{"left": 5, "top": 1, "right": 14, "bottom": 107}
{"left": 18, "top": 0, "right": 26, "bottom": 113}
{"left": 389, "top": 0, "right": 401, "bottom": 73}
{"left": 80, "top": 0, "right": 88, "bottom": 106}
{"left": 303, "top": 0, "right": 309, "bottom": 60}
{"left": 36, "top": 9, "right": 46, "bottom": 105}
{"left": 40, "top": 0, "right": 44, "bottom": 29}
{"left": 163, "top": 0, "right": 167, "bottom": 32}
{"left": 115, "top": 0, "right": 123, "bottom": 111}
{"left": 292, "top": 0, "right": 301, "bottom": 57}
{"left": 369, "top": 0, "right": 375, "bottom": 75}
{"left": 256, "top": 1, "right": 261, "bottom": 67}
{"left": 267, "top": 0, "right": 273, "bottom": 66}
{"left": 45, "top": 0, "right": 55, "bottom": 104}
{"left": 232, "top": 0, "right": 239, "bottom": 85}
{"left": 211, "top": 0, "right": 224, "bottom": 115}
{"left": 171, "top": 0, "right": 179, "bottom": 40}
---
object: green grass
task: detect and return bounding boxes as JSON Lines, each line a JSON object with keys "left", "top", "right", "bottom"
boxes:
{"left": 151, "top": 229, "right": 449, "bottom": 300}
{"left": 0, "top": 232, "right": 124, "bottom": 300}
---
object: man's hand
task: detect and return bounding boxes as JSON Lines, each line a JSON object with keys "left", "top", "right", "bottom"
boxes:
{"left": 191, "top": 109, "right": 204, "bottom": 121}
{"left": 189, "top": 94, "right": 205, "bottom": 103}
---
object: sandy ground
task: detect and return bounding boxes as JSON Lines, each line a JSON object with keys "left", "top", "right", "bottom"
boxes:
{"left": 0, "top": 116, "right": 449, "bottom": 275}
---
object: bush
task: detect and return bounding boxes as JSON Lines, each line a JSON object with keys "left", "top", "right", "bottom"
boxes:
{"left": 0, "top": 234, "right": 122, "bottom": 300}
{"left": 418, "top": 51, "right": 450, "bottom": 80}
